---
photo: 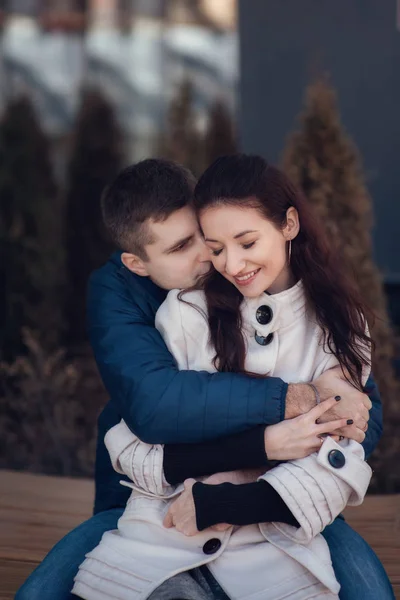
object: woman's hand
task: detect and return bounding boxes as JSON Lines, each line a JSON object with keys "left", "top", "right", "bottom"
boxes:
{"left": 163, "top": 476, "right": 236, "bottom": 536}
{"left": 163, "top": 479, "right": 199, "bottom": 536}
{"left": 264, "top": 397, "right": 351, "bottom": 461}
{"left": 203, "top": 468, "right": 266, "bottom": 487}
{"left": 313, "top": 368, "right": 370, "bottom": 442}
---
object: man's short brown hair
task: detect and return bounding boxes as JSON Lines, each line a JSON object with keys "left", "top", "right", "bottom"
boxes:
{"left": 101, "top": 159, "right": 196, "bottom": 259}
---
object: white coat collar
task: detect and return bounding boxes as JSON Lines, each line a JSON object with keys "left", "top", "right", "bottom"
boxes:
{"left": 241, "top": 279, "right": 307, "bottom": 337}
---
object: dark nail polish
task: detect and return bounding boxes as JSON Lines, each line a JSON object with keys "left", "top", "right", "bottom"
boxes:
{"left": 335, "top": 396, "right": 341, "bottom": 401}
{"left": 347, "top": 419, "right": 354, "bottom": 425}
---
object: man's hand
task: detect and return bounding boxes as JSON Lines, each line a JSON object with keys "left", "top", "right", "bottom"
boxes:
{"left": 285, "top": 368, "right": 371, "bottom": 443}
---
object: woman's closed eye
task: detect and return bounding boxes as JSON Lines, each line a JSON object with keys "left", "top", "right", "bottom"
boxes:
{"left": 242, "top": 242, "right": 256, "bottom": 250}
{"left": 210, "top": 242, "right": 255, "bottom": 256}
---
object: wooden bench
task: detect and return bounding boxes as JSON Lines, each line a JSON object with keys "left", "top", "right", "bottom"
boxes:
{"left": 0, "top": 469, "right": 399, "bottom": 599}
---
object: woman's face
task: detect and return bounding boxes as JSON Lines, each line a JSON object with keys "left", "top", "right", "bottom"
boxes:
{"left": 200, "top": 203, "right": 297, "bottom": 297}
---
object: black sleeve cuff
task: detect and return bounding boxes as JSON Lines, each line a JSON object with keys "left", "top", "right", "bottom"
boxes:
{"left": 164, "top": 426, "right": 269, "bottom": 485}
{"left": 192, "top": 479, "right": 300, "bottom": 531}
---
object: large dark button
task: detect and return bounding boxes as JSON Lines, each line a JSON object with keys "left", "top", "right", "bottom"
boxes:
{"left": 256, "top": 305, "right": 273, "bottom": 325}
{"left": 255, "top": 332, "right": 274, "bottom": 346}
{"left": 203, "top": 538, "right": 222, "bottom": 555}
{"left": 328, "top": 449, "right": 346, "bottom": 469}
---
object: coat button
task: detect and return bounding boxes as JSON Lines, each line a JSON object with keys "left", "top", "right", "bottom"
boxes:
{"left": 203, "top": 538, "right": 222, "bottom": 555}
{"left": 328, "top": 449, "right": 346, "bottom": 468}
{"left": 255, "top": 332, "right": 274, "bottom": 346}
{"left": 256, "top": 305, "right": 273, "bottom": 325}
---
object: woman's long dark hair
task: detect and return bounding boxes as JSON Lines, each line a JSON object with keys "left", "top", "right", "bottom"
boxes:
{"left": 190, "top": 154, "right": 372, "bottom": 389}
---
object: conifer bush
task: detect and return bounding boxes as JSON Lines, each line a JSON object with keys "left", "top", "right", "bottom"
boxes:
{"left": 204, "top": 98, "right": 237, "bottom": 164}
{"left": 283, "top": 79, "right": 399, "bottom": 491}
{"left": 162, "top": 77, "right": 205, "bottom": 176}
{"left": 0, "top": 96, "right": 64, "bottom": 361}
{"left": 65, "top": 88, "right": 123, "bottom": 345}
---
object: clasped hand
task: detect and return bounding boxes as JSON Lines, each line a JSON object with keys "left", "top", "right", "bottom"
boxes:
{"left": 264, "top": 396, "right": 351, "bottom": 460}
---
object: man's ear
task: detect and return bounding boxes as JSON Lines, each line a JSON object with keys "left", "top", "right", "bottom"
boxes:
{"left": 121, "top": 252, "right": 149, "bottom": 277}
{"left": 284, "top": 207, "right": 300, "bottom": 241}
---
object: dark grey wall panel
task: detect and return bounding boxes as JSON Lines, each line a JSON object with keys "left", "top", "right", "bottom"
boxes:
{"left": 239, "top": 0, "right": 400, "bottom": 280}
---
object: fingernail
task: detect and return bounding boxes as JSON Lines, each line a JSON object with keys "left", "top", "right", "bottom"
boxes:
{"left": 347, "top": 419, "right": 354, "bottom": 425}
{"left": 335, "top": 396, "right": 341, "bottom": 401}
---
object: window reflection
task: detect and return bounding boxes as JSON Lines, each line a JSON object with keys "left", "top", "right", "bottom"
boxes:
{"left": 0, "top": 0, "right": 237, "bottom": 159}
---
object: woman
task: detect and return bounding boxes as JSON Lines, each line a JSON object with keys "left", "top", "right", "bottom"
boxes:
{"left": 72, "top": 155, "right": 373, "bottom": 600}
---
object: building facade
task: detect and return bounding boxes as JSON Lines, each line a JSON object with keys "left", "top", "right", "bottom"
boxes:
{"left": 0, "top": 0, "right": 237, "bottom": 159}
{"left": 239, "top": 0, "right": 400, "bottom": 285}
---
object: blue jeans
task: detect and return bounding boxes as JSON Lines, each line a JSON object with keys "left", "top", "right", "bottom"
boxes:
{"left": 16, "top": 512, "right": 394, "bottom": 600}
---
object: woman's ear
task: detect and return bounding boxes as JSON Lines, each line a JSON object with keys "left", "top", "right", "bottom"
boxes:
{"left": 284, "top": 207, "right": 300, "bottom": 241}
{"left": 121, "top": 252, "right": 149, "bottom": 277}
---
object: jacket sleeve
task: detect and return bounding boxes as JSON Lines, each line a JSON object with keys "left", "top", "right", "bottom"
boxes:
{"left": 106, "top": 420, "right": 373, "bottom": 538}
{"left": 87, "top": 266, "right": 287, "bottom": 444}
{"left": 104, "top": 420, "right": 176, "bottom": 497}
{"left": 362, "top": 374, "right": 383, "bottom": 459}
{"left": 259, "top": 437, "right": 372, "bottom": 543}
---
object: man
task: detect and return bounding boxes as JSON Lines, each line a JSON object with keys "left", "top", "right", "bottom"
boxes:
{"left": 16, "top": 159, "right": 394, "bottom": 600}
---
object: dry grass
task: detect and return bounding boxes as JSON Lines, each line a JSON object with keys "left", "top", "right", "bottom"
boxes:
{"left": 0, "top": 329, "right": 107, "bottom": 477}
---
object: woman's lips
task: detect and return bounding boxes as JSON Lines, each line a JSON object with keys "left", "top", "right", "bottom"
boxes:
{"left": 233, "top": 268, "right": 261, "bottom": 287}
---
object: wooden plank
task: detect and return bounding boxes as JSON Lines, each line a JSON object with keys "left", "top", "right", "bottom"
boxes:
{"left": 344, "top": 496, "right": 400, "bottom": 590}
{"left": 0, "top": 470, "right": 93, "bottom": 563}
{"left": 0, "top": 470, "right": 399, "bottom": 599}
{"left": 0, "top": 559, "right": 38, "bottom": 600}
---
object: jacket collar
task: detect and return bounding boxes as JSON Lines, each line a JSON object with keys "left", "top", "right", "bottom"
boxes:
{"left": 242, "top": 280, "right": 307, "bottom": 336}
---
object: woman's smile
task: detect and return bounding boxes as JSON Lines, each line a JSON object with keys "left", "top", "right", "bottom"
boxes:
{"left": 233, "top": 268, "right": 261, "bottom": 287}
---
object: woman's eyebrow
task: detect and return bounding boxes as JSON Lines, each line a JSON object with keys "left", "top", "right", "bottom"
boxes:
{"left": 233, "top": 229, "right": 258, "bottom": 239}
{"left": 205, "top": 230, "right": 258, "bottom": 243}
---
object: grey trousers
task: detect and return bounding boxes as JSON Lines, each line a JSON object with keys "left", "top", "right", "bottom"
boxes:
{"left": 148, "top": 567, "right": 230, "bottom": 600}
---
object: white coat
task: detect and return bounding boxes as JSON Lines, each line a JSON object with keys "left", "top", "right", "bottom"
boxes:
{"left": 73, "top": 281, "right": 372, "bottom": 600}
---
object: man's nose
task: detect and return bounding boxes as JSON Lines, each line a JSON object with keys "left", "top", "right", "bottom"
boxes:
{"left": 197, "top": 239, "right": 211, "bottom": 263}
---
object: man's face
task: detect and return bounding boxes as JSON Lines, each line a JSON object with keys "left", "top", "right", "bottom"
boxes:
{"left": 127, "top": 206, "right": 211, "bottom": 290}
